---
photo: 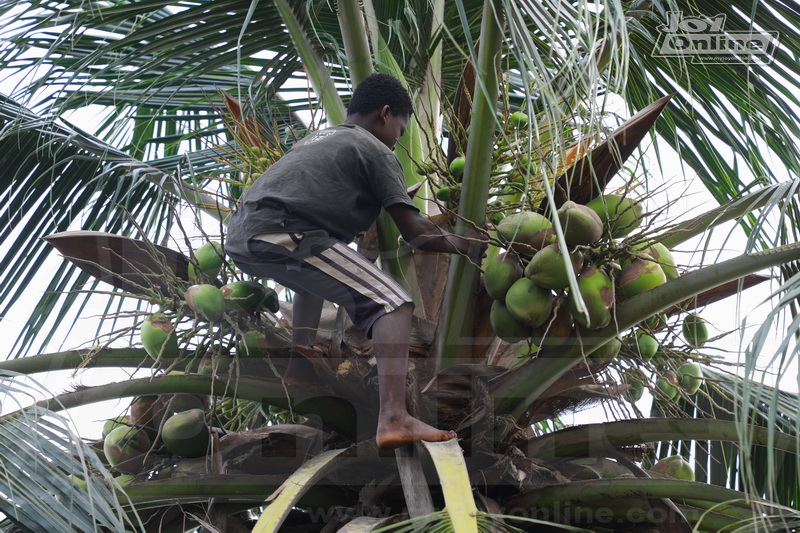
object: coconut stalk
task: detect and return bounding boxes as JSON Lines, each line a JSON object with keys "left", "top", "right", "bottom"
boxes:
{"left": 502, "top": 478, "right": 763, "bottom": 531}
{"left": 492, "top": 241, "right": 800, "bottom": 424}
{"left": 274, "top": 0, "right": 346, "bottom": 126}
{"left": 657, "top": 180, "right": 800, "bottom": 249}
{"left": 503, "top": 477, "right": 771, "bottom": 517}
{"left": 337, "top": 0, "right": 373, "bottom": 85}
{"left": 436, "top": 0, "right": 505, "bottom": 369}
{"left": 121, "top": 474, "right": 347, "bottom": 509}
{"left": 415, "top": 0, "right": 445, "bottom": 191}
{"left": 0, "top": 347, "right": 152, "bottom": 375}
{"left": 13, "top": 374, "right": 362, "bottom": 439}
{"left": 524, "top": 418, "right": 800, "bottom": 460}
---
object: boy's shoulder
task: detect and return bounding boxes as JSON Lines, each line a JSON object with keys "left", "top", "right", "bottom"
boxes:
{"left": 299, "top": 123, "right": 389, "bottom": 154}
{"left": 301, "top": 125, "right": 352, "bottom": 146}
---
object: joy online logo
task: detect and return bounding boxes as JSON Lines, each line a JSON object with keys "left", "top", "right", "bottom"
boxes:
{"left": 654, "top": 11, "right": 778, "bottom": 64}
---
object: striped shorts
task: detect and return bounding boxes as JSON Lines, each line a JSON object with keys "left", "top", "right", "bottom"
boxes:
{"left": 234, "top": 233, "right": 413, "bottom": 337}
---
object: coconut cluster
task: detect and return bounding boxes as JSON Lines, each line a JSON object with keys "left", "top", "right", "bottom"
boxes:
{"left": 620, "top": 309, "right": 708, "bottom": 403}
{"left": 111, "top": 240, "right": 287, "bottom": 482}
{"left": 483, "top": 193, "right": 708, "bottom": 403}
{"left": 485, "top": 194, "right": 651, "bottom": 345}
{"left": 139, "top": 241, "right": 280, "bottom": 365}
{"left": 102, "top": 390, "right": 212, "bottom": 479}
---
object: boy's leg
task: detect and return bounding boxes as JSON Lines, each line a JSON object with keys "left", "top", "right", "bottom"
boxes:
{"left": 284, "top": 290, "right": 324, "bottom": 384}
{"left": 242, "top": 236, "right": 456, "bottom": 448}
{"left": 372, "top": 302, "right": 456, "bottom": 449}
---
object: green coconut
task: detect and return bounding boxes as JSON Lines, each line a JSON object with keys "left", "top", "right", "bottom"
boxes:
{"left": 678, "top": 362, "right": 703, "bottom": 395}
{"left": 635, "top": 242, "right": 679, "bottom": 280}
{"left": 185, "top": 284, "right": 225, "bottom": 321}
{"left": 112, "top": 474, "right": 137, "bottom": 489}
{"left": 655, "top": 371, "right": 680, "bottom": 401}
{"left": 102, "top": 416, "right": 130, "bottom": 438}
{"left": 682, "top": 313, "right": 709, "bottom": 348}
{"left": 68, "top": 474, "right": 88, "bottom": 492}
{"left": 237, "top": 329, "right": 269, "bottom": 358}
{"left": 140, "top": 314, "right": 179, "bottom": 360}
{"left": 484, "top": 253, "right": 522, "bottom": 300}
{"left": 586, "top": 194, "right": 644, "bottom": 238}
{"left": 221, "top": 280, "right": 269, "bottom": 313}
{"left": 449, "top": 157, "right": 466, "bottom": 177}
{"left": 156, "top": 394, "right": 208, "bottom": 427}
{"left": 188, "top": 241, "right": 225, "bottom": 280}
{"left": 509, "top": 111, "right": 529, "bottom": 128}
{"left": 644, "top": 312, "right": 668, "bottom": 332}
{"left": 622, "top": 369, "right": 646, "bottom": 402}
{"left": 620, "top": 258, "right": 667, "bottom": 299}
{"left": 415, "top": 161, "right": 436, "bottom": 176}
{"left": 650, "top": 455, "right": 695, "bottom": 481}
{"left": 489, "top": 211, "right": 505, "bottom": 225}
{"left": 525, "top": 243, "right": 584, "bottom": 290}
{"left": 632, "top": 330, "right": 659, "bottom": 361}
{"left": 557, "top": 201, "right": 603, "bottom": 246}
{"left": 490, "top": 300, "right": 533, "bottom": 343}
{"left": 162, "top": 408, "right": 210, "bottom": 458}
{"left": 103, "top": 426, "right": 152, "bottom": 474}
{"left": 568, "top": 266, "right": 614, "bottom": 329}
{"left": 505, "top": 277, "right": 554, "bottom": 328}
{"left": 590, "top": 336, "right": 622, "bottom": 365}
{"left": 496, "top": 211, "right": 555, "bottom": 255}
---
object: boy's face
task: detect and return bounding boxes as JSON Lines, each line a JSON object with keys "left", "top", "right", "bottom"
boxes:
{"left": 373, "top": 106, "right": 409, "bottom": 150}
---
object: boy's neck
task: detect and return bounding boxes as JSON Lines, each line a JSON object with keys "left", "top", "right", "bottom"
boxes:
{"left": 345, "top": 112, "right": 375, "bottom": 130}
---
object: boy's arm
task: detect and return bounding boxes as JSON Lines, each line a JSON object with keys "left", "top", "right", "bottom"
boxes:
{"left": 386, "top": 203, "right": 487, "bottom": 259}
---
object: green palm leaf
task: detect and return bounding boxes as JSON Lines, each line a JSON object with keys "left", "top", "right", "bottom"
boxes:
{"left": 0, "top": 95, "right": 230, "bottom": 358}
{"left": 0, "top": 372, "right": 141, "bottom": 531}
{"left": 626, "top": 0, "right": 800, "bottom": 241}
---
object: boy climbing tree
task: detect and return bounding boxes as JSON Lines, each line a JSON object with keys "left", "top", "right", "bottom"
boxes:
{"left": 226, "top": 73, "right": 487, "bottom": 449}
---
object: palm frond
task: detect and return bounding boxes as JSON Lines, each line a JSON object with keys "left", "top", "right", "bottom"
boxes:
{"left": 626, "top": 0, "right": 800, "bottom": 246}
{"left": 0, "top": 95, "right": 174, "bottom": 357}
{"left": 252, "top": 448, "right": 349, "bottom": 532}
{"left": 0, "top": 371, "right": 142, "bottom": 531}
{"left": 422, "top": 439, "right": 479, "bottom": 532}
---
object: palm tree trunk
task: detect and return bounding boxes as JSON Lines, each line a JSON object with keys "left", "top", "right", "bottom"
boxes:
{"left": 437, "top": 0, "right": 505, "bottom": 368}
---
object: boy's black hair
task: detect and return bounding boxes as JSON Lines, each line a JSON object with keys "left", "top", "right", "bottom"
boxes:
{"left": 347, "top": 73, "right": 413, "bottom": 118}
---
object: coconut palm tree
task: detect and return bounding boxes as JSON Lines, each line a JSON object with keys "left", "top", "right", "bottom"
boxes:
{"left": 1, "top": 0, "right": 800, "bottom": 531}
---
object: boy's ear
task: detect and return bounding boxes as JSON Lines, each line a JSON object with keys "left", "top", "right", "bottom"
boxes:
{"left": 379, "top": 105, "right": 391, "bottom": 122}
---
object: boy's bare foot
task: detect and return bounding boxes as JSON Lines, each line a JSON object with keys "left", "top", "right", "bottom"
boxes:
{"left": 376, "top": 413, "right": 457, "bottom": 450}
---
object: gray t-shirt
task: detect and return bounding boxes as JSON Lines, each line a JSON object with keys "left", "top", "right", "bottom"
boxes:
{"left": 226, "top": 122, "right": 417, "bottom": 259}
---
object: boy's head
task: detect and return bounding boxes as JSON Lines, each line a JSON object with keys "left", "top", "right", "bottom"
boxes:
{"left": 347, "top": 73, "right": 413, "bottom": 119}
{"left": 347, "top": 73, "right": 413, "bottom": 150}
